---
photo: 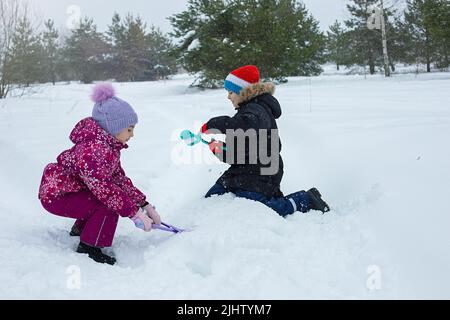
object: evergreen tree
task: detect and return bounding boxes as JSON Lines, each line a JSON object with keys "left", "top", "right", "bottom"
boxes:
{"left": 344, "top": 0, "right": 383, "bottom": 74}
{"left": 42, "top": 19, "right": 60, "bottom": 84}
{"left": 145, "top": 27, "right": 178, "bottom": 80}
{"left": 107, "top": 13, "right": 177, "bottom": 81}
{"left": 107, "top": 13, "right": 148, "bottom": 81}
{"left": 0, "top": 0, "right": 27, "bottom": 98}
{"left": 345, "top": 0, "right": 395, "bottom": 74}
{"left": 399, "top": 0, "right": 450, "bottom": 72}
{"left": 107, "top": 13, "right": 128, "bottom": 81}
{"left": 403, "top": 0, "right": 435, "bottom": 72}
{"left": 170, "top": 0, "right": 326, "bottom": 87}
{"left": 385, "top": 15, "right": 405, "bottom": 72}
{"left": 8, "top": 16, "right": 44, "bottom": 86}
{"left": 422, "top": 0, "right": 450, "bottom": 68}
{"left": 170, "top": 0, "right": 235, "bottom": 86}
{"left": 326, "top": 20, "right": 346, "bottom": 70}
{"left": 63, "top": 17, "right": 110, "bottom": 84}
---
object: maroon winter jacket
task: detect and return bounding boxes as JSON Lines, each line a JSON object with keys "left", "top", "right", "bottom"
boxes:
{"left": 38, "top": 117, "right": 146, "bottom": 217}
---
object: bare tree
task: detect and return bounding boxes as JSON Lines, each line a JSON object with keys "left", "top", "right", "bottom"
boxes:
{"left": 0, "top": 0, "right": 29, "bottom": 98}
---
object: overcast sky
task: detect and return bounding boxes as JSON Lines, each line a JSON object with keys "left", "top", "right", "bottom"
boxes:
{"left": 28, "top": 0, "right": 352, "bottom": 34}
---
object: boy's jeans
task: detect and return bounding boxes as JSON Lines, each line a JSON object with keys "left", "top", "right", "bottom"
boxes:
{"left": 205, "top": 183, "right": 310, "bottom": 217}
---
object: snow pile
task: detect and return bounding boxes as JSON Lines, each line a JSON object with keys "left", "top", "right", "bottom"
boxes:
{"left": 1, "top": 71, "right": 449, "bottom": 299}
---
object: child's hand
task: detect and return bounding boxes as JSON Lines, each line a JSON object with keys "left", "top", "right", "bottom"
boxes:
{"left": 208, "top": 140, "right": 224, "bottom": 154}
{"left": 144, "top": 204, "right": 162, "bottom": 225}
{"left": 130, "top": 208, "right": 153, "bottom": 232}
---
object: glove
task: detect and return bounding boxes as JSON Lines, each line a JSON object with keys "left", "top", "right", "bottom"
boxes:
{"left": 209, "top": 139, "right": 224, "bottom": 154}
{"left": 143, "top": 204, "right": 161, "bottom": 225}
{"left": 130, "top": 208, "right": 153, "bottom": 232}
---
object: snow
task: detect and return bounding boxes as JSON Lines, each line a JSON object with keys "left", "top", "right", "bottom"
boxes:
{"left": 187, "top": 39, "right": 200, "bottom": 52}
{"left": 1, "top": 70, "right": 450, "bottom": 299}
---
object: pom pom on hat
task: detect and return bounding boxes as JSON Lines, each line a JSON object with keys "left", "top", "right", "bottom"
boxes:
{"left": 91, "top": 83, "right": 116, "bottom": 103}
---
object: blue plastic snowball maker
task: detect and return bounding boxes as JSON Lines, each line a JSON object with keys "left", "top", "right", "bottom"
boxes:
{"left": 180, "top": 129, "right": 228, "bottom": 151}
{"left": 180, "top": 130, "right": 210, "bottom": 146}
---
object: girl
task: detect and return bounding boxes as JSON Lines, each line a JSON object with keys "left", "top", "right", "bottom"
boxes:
{"left": 201, "top": 65, "right": 330, "bottom": 216}
{"left": 38, "top": 83, "right": 161, "bottom": 265}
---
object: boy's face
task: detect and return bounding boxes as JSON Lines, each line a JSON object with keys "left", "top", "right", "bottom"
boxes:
{"left": 227, "top": 91, "right": 243, "bottom": 109}
{"left": 115, "top": 125, "right": 135, "bottom": 144}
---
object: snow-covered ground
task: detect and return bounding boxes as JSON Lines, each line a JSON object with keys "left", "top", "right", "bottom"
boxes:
{"left": 1, "top": 70, "right": 449, "bottom": 299}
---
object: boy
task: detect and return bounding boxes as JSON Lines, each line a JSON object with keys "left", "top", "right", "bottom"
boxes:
{"left": 201, "top": 65, "right": 330, "bottom": 217}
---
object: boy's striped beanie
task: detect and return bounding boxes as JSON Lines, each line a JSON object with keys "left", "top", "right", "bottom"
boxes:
{"left": 224, "top": 65, "right": 260, "bottom": 95}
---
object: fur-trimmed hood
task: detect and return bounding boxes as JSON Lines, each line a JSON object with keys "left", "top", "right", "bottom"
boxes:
{"left": 240, "top": 82, "right": 276, "bottom": 102}
{"left": 238, "top": 82, "right": 281, "bottom": 119}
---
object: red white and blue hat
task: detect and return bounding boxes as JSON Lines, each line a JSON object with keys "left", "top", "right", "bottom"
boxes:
{"left": 224, "top": 65, "right": 260, "bottom": 95}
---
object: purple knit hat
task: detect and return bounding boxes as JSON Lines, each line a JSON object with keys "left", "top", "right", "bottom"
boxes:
{"left": 91, "top": 83, "right": 138, "bottom": 136}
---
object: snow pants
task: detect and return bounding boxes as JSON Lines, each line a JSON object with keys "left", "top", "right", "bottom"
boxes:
{"left": 41, "top": 191, "right": 119, "bottom": 248}
{"left": 205, "top": 183, "right": 311, "bottom": 217}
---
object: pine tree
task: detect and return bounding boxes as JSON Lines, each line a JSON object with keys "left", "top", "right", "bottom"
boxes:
{"left": 170, "top": 0, "right": 326, "bottom": 87}
{"left": 8, "top": 16, "right": 44, "bottom": 86}
{"left": 344, "top": 0, "right": 382, "bottom": 74}
{"left": 326, "top": 20, "right": 346, "bottom": 70}
{"left": 0, "top": 0, "right": 27, "bottom": 98}
{"left": 145, "top": 27, "right": 178, "bottom": 80}
{"left": 169, "top": 0, "right": 233, "bottom": 86}
{"left": 403, "top": 0, "right": 435, "bottom": 72}
{"left": 63, "top": 17, "right": 110, "bottom": 84}
{"left": 385, "top": 15, "right": 405, "bottom": 72}
{"left": 108, "top": 14, "right": 148, "bottom": 81}
{"left": 42, "top": 19, "right": 60, "bottom": 84}
{"left": 344, "top": 0, "right": 398, "bottom": 74}
{"left": 107, "top": 13, "right": 177, "bottom": 82}
{"left": 422, "top": 0, "right": 450, "bottom": 68}
{"left": 400, "top": 0, "right": 450, "bottom": 72}
{"left": 107, "top": 13, "right": 128, "bottom": 81}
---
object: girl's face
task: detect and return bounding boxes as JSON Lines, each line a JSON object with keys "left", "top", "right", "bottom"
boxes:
{"left": 227, "top": 91, "right": 243, "bottom": 109}
{"left": 115, "top": 125, "right": 135, "bottom": 144}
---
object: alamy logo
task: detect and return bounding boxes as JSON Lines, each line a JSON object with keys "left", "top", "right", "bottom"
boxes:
{"left": 172, "top": 125, "right": 281, "bottom": 176}
{"left": 66, "top": 265, "right": 81, "bottom": 290}
{"left": 220, "top": 128, "right": 280, "bottom": 176}
{"left": 366, "top": 265, "right": 382, "bottom": 291}
{"left": 66, "top": 5, "right": 81, "bottom": 30}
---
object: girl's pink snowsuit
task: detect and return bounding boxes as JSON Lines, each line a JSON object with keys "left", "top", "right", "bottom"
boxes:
{"left": 38, "top": 117, "right": 146, "bottom": 247}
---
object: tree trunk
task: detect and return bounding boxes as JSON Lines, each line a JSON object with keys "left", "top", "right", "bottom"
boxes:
{"left": 337, "top": 63, "right": 340, "bottom": 71}
{"left": 445, "top": 42, "right": 449, "bottom": 68}
{"left": 390, "top": 63, "right": 395, "bottom": 72}
{"left": 0, "top": 82, "right": 10, "bottom": 99}
{"left": 368, "top": 45, "right": 376, "bottom": 75}
{"left": 369, "top": 62, "right": 376, "bottom": 75}
{"left": 425, "top": 29, "right": 431, "bottom": 73}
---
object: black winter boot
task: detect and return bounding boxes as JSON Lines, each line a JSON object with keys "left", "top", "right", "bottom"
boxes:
{"left": 76, "top": 242, "right": 116, "bottom": 265}
{"left": 307, "top": 188, "right": 330, "bottom": 213}
{"left": 70, "top": 224, "right": 82, "bottom": 237}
